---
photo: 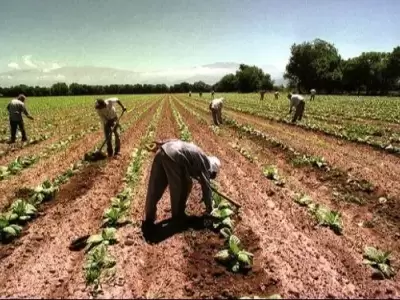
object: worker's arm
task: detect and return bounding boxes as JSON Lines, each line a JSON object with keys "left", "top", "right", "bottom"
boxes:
{"left": 199, "top": 172, "right": 213, "bottom": 214}
{"left": 289, "top": 100, "right": 293, "bottom": 114}
{"left": 22, "top": 105, "right": 33, "bottom": 120}
{"left": 117, "top": 100, "right": 127, "bottom": 112}
{"left": 209, "top": 103, "right": 212, "bottom": 110}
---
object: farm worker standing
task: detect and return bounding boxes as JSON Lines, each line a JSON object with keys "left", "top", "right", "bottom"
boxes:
{"left": 310, "top": 89, "right": 316, "bottom": 100}
{"left": 143, "top": 139, "right": 221, "bottom": 227}
{"left": 199, "top": 92, "right": 203, "bottom": 97}
{"left": 7, "top": 94, "right": 34, "bottom": 144}
{"left": 260, "top": 90, "right": 266, "bottom": 101}
{"left": 288, "top": 93, "right": 305, "bottom": 123}
{"left": 189, "top": 91, "right": 192, "bottom": 97}
{"left": 209, "top": 97, "right": 224, "bottom": 126}
{"left": 95, "top": 97, "right": 127, "bottom": 157}
{"left": 274, "top": 91, "right": 279, "bottom": 99}
{"left": 211, "top": 90, "right": 215, "bottom": 99}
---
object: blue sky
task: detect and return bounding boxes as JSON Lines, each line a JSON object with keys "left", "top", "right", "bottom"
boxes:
{"left": 0, "top": 0, "right": 399, "bottom": 82}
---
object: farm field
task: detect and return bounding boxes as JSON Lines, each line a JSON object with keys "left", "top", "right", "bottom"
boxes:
{"left": 0, "top": 93, "right": 399, "bottom": 299}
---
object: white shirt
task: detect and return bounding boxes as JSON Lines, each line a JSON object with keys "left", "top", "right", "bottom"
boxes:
{"left": 310, "top": 89, "right": 316, "bottom": 95}
{"left": 97, "top": 97, "right": 119, "bottom": 124}
{"left": 210, "top": 98, "right": 223, "bottom": 110}
{"left": 290, "top": 94, "right": 304, "bottom": 110}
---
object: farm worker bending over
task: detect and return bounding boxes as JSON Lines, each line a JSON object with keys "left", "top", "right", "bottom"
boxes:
{"left": 7, "top": 94, "right": 34, "bottom": 144}
{"left": 209, "top": 97, "right": 224, "bottom": 126}
{"left": 95, "top": 97, "right": 127, "bottom": 157}
{"left": 310, "top": 89, "right": 316, "bottom": 101}
{"left": 288, "top": 93, "right": 305, "bottom": 123}
{"left": 274, "top": 91, "right": 279, "bottom": 99}
{"left": 143, "top": 139, "right": 221, "bottom": 226}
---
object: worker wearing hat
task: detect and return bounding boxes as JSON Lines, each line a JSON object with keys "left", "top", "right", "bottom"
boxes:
{"left": 143, "top": 139, "right": 221, "bottom": 227}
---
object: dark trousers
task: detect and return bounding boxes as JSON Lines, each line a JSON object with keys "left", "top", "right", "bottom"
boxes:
{"left": 211, "top": 108, "right": 223, "bottom": 126}
{"left": 10, "top": 120, "right": 27, "bottom": 143}
{"left": 310, "top": 95, "right": 315, "bottom": 101}
{"left": 104, "top": 120, "right": 120, "bottom": 156}
{"left": 292, "top": 100, "right": 305, "bottom": 123}
{"left": 145, "top": 150, "right": 193, "bottom": 223}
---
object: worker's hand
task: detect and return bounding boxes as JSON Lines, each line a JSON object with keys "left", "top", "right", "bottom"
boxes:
{"left": 122, "top": 107, "right": 127, "bottom": 112}
{"left": 28, "top": 116, "right": 34, "bottom": 120}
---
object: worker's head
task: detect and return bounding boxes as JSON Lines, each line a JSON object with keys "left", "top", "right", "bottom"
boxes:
{"left": 287, "top": 93, "right": 292, "bottom": 100}
{"left": 95, "top": 99, "right": 106, "bottom": 109}
{"left": 208, "top": 156, "right": 221, "bottom": 179}
{"left": 17, "top": 94, "right": 26, "bottom": 102}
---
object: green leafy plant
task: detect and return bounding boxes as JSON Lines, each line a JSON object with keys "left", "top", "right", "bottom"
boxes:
{"left": 311, "top": 205, "right": 343, "bottom": 235}
{"left": 84, "top": 243, "right": 116, "bottom": 287}
{"left": 263, "top": 165, "right": 285, "bottom": 186}
{"left": 294, "top": 194, "right": 313, "bottom": 206}
{"left": 29, "top": 180, "right": 58, "bottom": 205}
{"left": 214, "top": 235, "right": 254, "bottom": 272}
{"left": 0, "top": 214, "right": 23, "bottom": 241}
{"left": 85, "top": 227, "right": 117, "bottom": 252}
{"left": 363, "top": 246, "right": 396, "bottom": 279}
{"left": 7, "top": 199, "right": 37, "bottom": 222}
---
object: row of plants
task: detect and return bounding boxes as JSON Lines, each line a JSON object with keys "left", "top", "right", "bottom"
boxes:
{"left": 0, "top": 101, "right": 154, "bottom": 180}
{"left": 218, "top": 100, "right": 400, "bottom": 155}
{"left": 180, "top": 97, "right": 377, "bottom": 197}
{"left": 83, "top": 99, "right": 164, "bottom": 293}
{"left": 0, "top": 100, "right": 159, "bottom": 244}
{"left": 169, "top": 100, "right": 255, "bottom": 274}
{"left": 188, "top": 95, "right": 400, "bottom": 155}
{"left": 181, "top": 97, "right": 397, "bottom": 281}
{"left": 170, "top": 98, "right": 193, "bottom": 142}
{"left": 293, "top": 193, "right": 395, "bottom": 279}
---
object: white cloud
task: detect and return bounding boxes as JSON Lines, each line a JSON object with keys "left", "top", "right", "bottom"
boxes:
{"left": 55, "top": 74, "right": 65, "bottom": 80}
{"left": 22, "top": 55, "right": 37, "bottom": 68}
{"left": 7, "top": 62, "right": 20, "bottom": 70}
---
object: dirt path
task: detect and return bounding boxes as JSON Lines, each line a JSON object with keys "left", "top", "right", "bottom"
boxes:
{"left": 0, "top": 99, "right": 162, "bottom": 298}
{"left": 94, "top": 96, "right": 185, "bottom": 299}
{"left": 0, "top": 101, "right": 153, "bottom": 211}
{"left": 171, "top": 98, "right": 399, "bottom": 298}
{"left": 187, "top": 98, "right": 400, "bottom": 199}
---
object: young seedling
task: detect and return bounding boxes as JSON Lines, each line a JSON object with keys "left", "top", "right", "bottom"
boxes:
{"left": 29, "top": 180, "right": 58, "bottom": 205}
{"left": 263, "top": 165, "right": 285, "bottom": 187}
{"left": 363, "top": 246, "right": 396, "bottom": 279}
{"left": 84, "top": 243, "right": 116, "bottom": 288}
{"left": 214, "top": 235, "right": 254, "bottom": 272}
{"left": 0, "top": 214, "right": 23, "bottom": 241}
{"left": 311, "top": 205, "right": 343, "bottom": 235}
{"left": 85, "top": 227, "right": 117, "bottom": 252}
{"left": 294, "top": 194, "right": 313, "bottom": 207}
{"left": 7, "top": 199, "right": 37, "bottom": 223}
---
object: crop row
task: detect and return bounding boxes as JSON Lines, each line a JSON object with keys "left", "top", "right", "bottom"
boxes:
{"left": 83, "top": 99, "right": 164, "bottom": 294}
{"left": 189, "top": 95, "right": 400, "bottom": 155}
{"left": 170, "top": 98, "right": 255, "bottom": 274}
{"left": 176, "top": 97, "right": 396, "bottom": 280}
{"left": 0, "top": 101, "right": 156, "bottom": 244}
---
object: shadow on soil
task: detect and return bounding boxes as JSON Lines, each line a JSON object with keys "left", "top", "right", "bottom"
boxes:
{"left": 142, "top": 215, "right": 208, "bottom": 244}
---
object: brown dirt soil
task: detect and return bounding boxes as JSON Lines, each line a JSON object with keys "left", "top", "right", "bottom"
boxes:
{"left": 0, "top": 99, "right": 161, "bottom": 298}
{"left": 0, "top": 101, "right": 152, "bottom": 211}
{"left": 172, "top": 97, "right": 400, "bottom": 298}
{"left": 180, "top": 98, "right": 400, "bottom": 247}
{"left": 186, "top": 98, "right": 400, "bottom": 199}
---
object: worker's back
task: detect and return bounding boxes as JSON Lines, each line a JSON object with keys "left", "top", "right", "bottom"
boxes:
{"left": 161, "top": 140, "right": 211, "bottom": 178}
{"left": 210, "top": 98, "right": 223, "bottom": 109}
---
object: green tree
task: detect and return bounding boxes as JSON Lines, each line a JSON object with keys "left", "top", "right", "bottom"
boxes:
{"left": 50, "top": 82, "right": 69, "bottom": 96}
{"left": 215, "top": 74, "right": 237, "bottom": 92}
{"left": 284, "top": 38, "right": 342, "bottom": 93}
{"left": 235, "top": 64, "right": 273, "bottom": 93}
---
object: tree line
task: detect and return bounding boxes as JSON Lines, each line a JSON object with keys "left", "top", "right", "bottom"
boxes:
{"left": 0, "top": 64, "right": 277, "bottom": 97}
{"left": 284, "top": 39, "right": 400, "bottom": 95}
{"left": 1, "top": 39, "right": 399, "bottom": 97}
